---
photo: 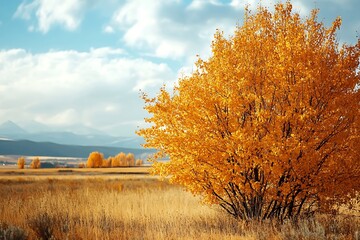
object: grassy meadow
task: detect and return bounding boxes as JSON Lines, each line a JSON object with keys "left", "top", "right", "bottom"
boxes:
{"left": 0, "top": 168, "right": 359, "bottom": 240}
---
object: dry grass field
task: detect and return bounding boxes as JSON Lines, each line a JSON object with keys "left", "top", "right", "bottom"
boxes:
{"left": 0, "top": 167, "right": 151, "bottom": 178}
{"left": 0, "top": 168, "right": 359, "bottom": 240}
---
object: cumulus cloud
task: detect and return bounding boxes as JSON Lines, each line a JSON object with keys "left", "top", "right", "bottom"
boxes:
{"left": 110, "top": 0, "right": 241, "bottom": 61}
{"left": 109, "top": 0, "right": 359, "bottom": 62}
{"left": 0, "top": 48, "right": 175, "bottom": 135}
{"left": 14, "top": 0, "right": 86, "bottom": 33}
{"left": 108, "top": 0, "right": 346, "bottom": 64}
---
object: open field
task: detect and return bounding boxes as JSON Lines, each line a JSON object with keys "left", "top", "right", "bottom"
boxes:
{"left": 0, "top": 168, "right": 359, "bottom": 240}
{"left": 0, "top": 167, "right": 151, "bottom": 179}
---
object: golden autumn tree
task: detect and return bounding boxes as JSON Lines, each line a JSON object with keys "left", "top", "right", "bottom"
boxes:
{"left": 137, "top": 1, "right": 360, "bottom": 221}
{"left": 125, "top": 153, "right": 135, "bottom": 167}
{"left": 105, "top": 157, "right": 114, "bottom": 168}
{"left": 135, "top": 159, "right": 144, "bottom": 166}
{"left": 17, "top": 157, "right": 25, "bottom": 169}
{"left": 116, "top": 152, "right": 127, "bottom": 167}
{"left": 111, "top": 154, "right": 121, "bottom": 167}
{"left": 87, "top": 152, "right": 104, "bottom": 168}
{"left": 30, "top": 157, "right": 41, "bottom": 169}
{"left": 101, "top": 157, "right": 112, "bottom": 168}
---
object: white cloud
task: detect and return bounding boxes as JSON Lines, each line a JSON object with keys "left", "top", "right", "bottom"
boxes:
{"left": 110, "top": 0, "right": 241, "bottom": 60}
{"left": 0, "top": 48, "right": 175, "bottom": 135}
{"left": 188, "top": 0, "right": 224, "bottom": 10}
{"left": 89, "top": 47, "right": 125, "bottom": 57}
{"left": 103, "top": 25, "right": 114, "bottom": 33}
{"left": 14, "top": 0, "right": 86, "bottom": 33}
{"left": 35, "top": 108, "right": 79, "bottom": 126}
{"left": 14, "top": 1, "right": 38, "bottom": 20}
{"left": 108, "top": 0, "right": 311, "bottom": 63}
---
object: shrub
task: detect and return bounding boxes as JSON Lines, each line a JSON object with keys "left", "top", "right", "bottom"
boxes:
{"left": 17, "top": 157, "right": 25, "bottom": 169}
{"left": 28, "top": 213, "right": 53, "bottom": 240}
{"left": 135, "top": 159, "right": 143, "bottom": 166}
{"left": 0, "top": 222, "right": 28, "bottom": 240}
{"left": 30, "top": 157, "right": 41, "bottom": 169}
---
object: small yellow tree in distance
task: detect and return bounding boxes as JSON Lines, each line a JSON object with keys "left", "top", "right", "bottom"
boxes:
{"left": 30, "top": 157, "right": 41, "bottom": 169}
{"left": 111, "top": 155, "right": 121, "bottom": 167}
{"left": 102, "top": 158, "right": 112, "bottom": 168}
{"left": 87, "top": 152, "right": 104, "bottom": 168}
{"left": 138, "top": 1, "right": 360, "bottom": 221}
{"left": 126, "top": 153, "right": 135, "bottom": 167}
{"left": 116, "top": 152, "right": 127, "bottom": 166}
{"left": 78, "top": 162, "right": 86, "bottom": 168}
{"left": 135, "top": 159, "right": 143, "bottom": 166}
{"left": 104, "top": 157, "right": 113, "bottom": 168}
{"left": 17, "top": 157, "right": 25, "bottom": 169}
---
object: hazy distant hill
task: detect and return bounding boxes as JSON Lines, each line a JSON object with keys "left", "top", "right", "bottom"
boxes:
{"left": 0, "top": 120, "right": 145, "bottom": 149}
{"left": 0, "top": 120, "right": 28, "bottom": 135}
{"left": 0, "top": 139, "right": 155, "bottom": 159}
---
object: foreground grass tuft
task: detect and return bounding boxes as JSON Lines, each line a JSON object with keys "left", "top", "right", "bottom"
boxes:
{"left": 0, "top": 222, "right": 27, "bottom": 240}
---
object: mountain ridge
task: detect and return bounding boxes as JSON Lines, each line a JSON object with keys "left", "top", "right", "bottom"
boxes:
{"left": 0, "top": 120, "right": 28, "bottom": 135}
{"left": 0, "top": 120, "right": 144, "bottom": 149}
{"left": 0, "top": 138, "right": 155, "bottom": 159}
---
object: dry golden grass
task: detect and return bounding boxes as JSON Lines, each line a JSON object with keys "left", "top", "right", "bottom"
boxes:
{"left": 0, "top": 167, "right": 151, "bottom": 182}
{"left": 0, "top": 171, "right": 359, "bottom": 239}
{"left": 0, "top": 166, "right": 150, "bottom": 175}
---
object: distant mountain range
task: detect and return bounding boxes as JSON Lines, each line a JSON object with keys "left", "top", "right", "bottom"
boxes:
{"left": 0, "top": 120, "right": 27, "bottom": 135}
{"left": 0, "top": 120, "right": 156, "bottom": 158}
{"left": 0, "top": 139, "right": 155, "bottom": 159}
{"left": 0, "top": 120, "right": 145, "bottom": 149}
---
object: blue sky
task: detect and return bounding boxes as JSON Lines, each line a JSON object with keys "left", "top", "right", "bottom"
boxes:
{"left": 0, "top": 0, "right": 359, "bottom": 137}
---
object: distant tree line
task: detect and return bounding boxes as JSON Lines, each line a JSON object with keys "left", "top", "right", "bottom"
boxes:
{"left": 17, "top": 156, "right": 41, "bottom": 169}
{"left": 17, "top": 152, "right": 144, "bottom": 169}
{"left": 85, "top": 151, "right": 143, "bottom": 168}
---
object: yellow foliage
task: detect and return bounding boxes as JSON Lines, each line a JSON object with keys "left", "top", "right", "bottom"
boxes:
{"left": 112, "top": 152, "right": 126, "bottom": 167}
{"left": 17, "top": 157, "right": 25, "bottom": 169}
{"left": 126, "top": 153, "right": 135, "bottom": 167}
{"left": 87, "top": 152, "right": 104, "bottom": 168}
{"left": 138, "top": 1, "right": 360, "bottom": 221}
{"left": 30, "top": 157, "right": 41, "bottom": 169}
{"left": 111, "top": 155, "right": 120, "bottom": 167}
{"left": 135, "top": 159, "right": 143, "bottom": 166}
{"left": 102, "top": 158, "right": 112, "bottom": 168}
{"left": 72, "top": 151, "right": 140, "bottom": 168}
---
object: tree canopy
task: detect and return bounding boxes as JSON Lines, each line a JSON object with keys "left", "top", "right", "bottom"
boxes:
{"left": 87, "top": 151, "right": 104, "bottom": 168}
{"left": 138, "top": 1, "right": 360, "bottom": 221}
